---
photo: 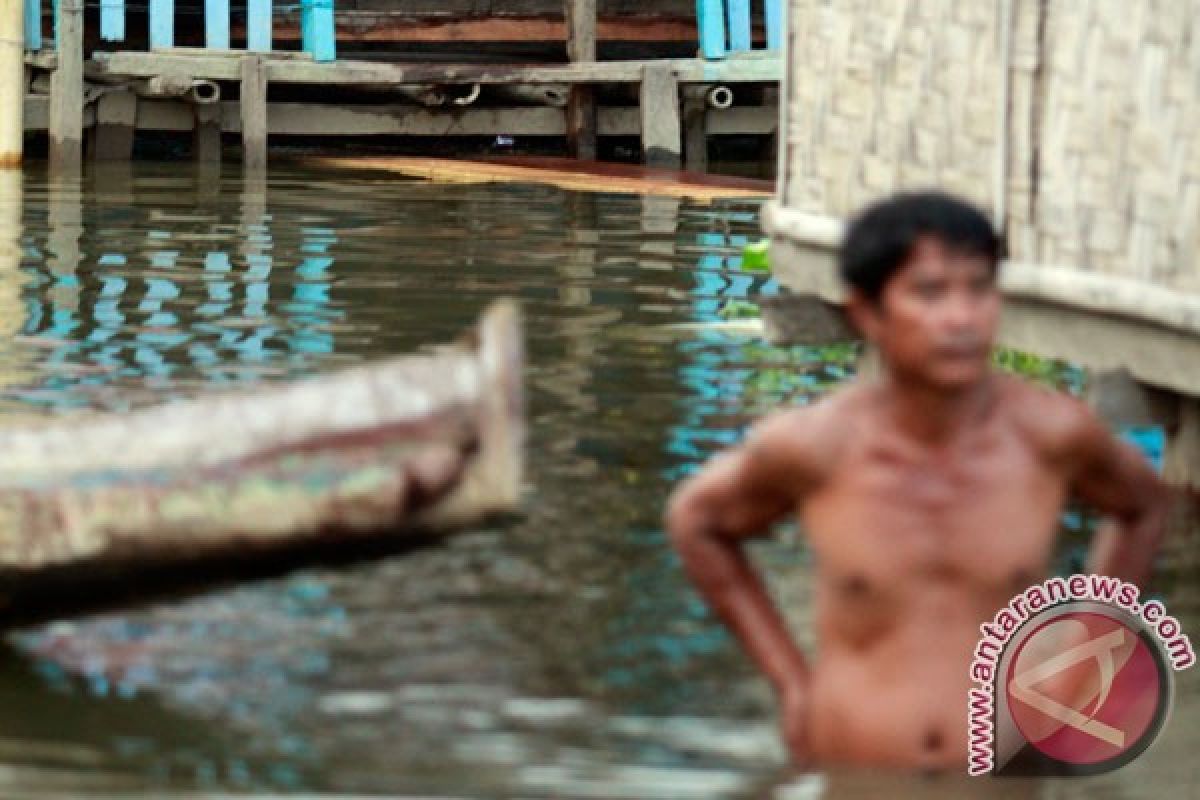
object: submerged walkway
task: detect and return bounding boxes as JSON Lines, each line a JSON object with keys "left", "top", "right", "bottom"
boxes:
{"left": 307, "top": 155, "right": 775, "bottom": 200}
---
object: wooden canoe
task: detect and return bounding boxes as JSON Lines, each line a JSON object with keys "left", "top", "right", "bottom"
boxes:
{"left": 0, "top": 300, "right": 524, "bottom": 619}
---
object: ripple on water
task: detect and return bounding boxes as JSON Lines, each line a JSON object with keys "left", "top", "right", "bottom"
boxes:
{"left": 0, "top": 162, "right": 1195, "bottom": 798}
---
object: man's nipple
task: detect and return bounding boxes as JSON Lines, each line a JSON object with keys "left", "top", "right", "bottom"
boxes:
{"left": 841, "top": 574, "right": 870, "bottom": 597}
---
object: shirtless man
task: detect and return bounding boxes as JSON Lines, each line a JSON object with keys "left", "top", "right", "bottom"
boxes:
{"left": 664, "top": 191, "right": 1171, "bottom": 771}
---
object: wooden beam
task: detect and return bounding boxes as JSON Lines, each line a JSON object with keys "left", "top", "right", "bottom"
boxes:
{"left": 256, "top": 14, "right": 701, "bottom": 44}
{"left": 65, "top": 98, "right": 778, "bottom": 139}
{"left": 640, "top": 64, "right": 680, "bottom": 168}
{"left": 239, "top": 55, "right": 267, "bottom": 169}
{"left": 48, "top": 0, "right": 83, "bottom": 173}
{"left": 90, "top": 52, "right": 784, "bottom": 86}
{"left": 92, "top": 89, "right": 136, "bottom": 161}
{"left": 565, "top": 0, "right": 595, "bottom": 160}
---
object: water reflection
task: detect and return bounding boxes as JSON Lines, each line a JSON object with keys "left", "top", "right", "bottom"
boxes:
{"left": 0, "top": 164, "right": 1193, "bottom": 798}
{"left": 11, "top": 169, "right": 343, "bottom": 412}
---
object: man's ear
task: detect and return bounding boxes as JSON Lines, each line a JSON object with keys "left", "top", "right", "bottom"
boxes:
{"left": 844, "top": 288, "right": 881, "bottom": 343}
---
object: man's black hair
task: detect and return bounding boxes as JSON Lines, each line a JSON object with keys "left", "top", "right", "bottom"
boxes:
{"left": 838, "top": 190, "right": 1003, "bottom": 302}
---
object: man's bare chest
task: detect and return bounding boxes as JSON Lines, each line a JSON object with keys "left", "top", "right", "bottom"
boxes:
{"left": 799, "top": 438, "right": 1068, "bottom": 597}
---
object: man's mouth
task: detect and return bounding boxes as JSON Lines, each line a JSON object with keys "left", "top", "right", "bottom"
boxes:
{"left": 937, "top": 345, "right": 986, "bottom": 360}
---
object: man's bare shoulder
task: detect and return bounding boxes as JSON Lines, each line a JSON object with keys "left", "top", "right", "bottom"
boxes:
{"left": 995, "top": 373, "right": 1098, "bottom": 465}
{"left": 744, "top": 383, "right": 868, "bottom": 483}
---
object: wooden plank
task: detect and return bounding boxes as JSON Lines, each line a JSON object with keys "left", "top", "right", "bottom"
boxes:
{"left": 24, "top": 0, "right": 41, "bottom": 50}
{"left": 255, "top": 14, "right": 699, "bottom": 44}
{"left": 205, "top": 0, "right": 230, "bottom": 49}
{"left": 99, "top": 0, "right": 123, "bottom": 41}
{"left": 148, "top": 0, "right": 172, "bottom": 48}
{"left": 682, "top": 52, "right": 782, "bottom": 81}
{"left": 152, "top": 45, "right": 311, "bottom": 60}
{"left": 90, "top": 52, "right": 782, "bottom": 85}
{"left": 47, "top": 0, "right": 82, "bottom": 173}
{"left": 92, "top": 89, "right": 136, "bottom": 161}
{"left": 640, "top": 63, "right": 680, "bottom": 168}
{"left": 247, "top": 0, "right": 271, "bottom": 51}
{"left": 239, "top": 55, "right": 267, "bottom": 168}
{"left": 725, "top": 0, "right": 751, "bottom": 52}
{"left": 243, "top": 103, "right": 566, "bottom": 135}
{"left": 696, "top": 0, "right": 726, "bottom": 59}
{"left": 764, "top": 0, "right": 782, "bottom": 50}
{"left": 308, "top": 155, "right": 773, "bottom": 199}
{"left": 123, "top": 99, "right": 776, "bottom": 139}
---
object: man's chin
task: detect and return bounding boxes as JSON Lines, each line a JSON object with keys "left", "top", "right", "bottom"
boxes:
{"left": 925, "top": 362, "right": 991, "bottom": 390}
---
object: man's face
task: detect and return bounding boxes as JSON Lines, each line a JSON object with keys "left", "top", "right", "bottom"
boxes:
{"left": 853, "top": 235, "right": 1001, "bottom": 389}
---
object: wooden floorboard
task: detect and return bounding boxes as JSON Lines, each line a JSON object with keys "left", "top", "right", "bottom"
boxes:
{"left": 304, "top": 154, "right": 774, "bottom": 199}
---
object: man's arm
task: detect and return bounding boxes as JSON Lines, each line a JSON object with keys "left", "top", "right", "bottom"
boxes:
{"left": 1062, "top": 404, "right": 1172, "bottom": 588}
{"left": 664, "top": 410, "right": 824, "bottom": 759}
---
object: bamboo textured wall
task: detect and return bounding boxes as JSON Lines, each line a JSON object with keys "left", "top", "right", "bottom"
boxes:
{"left": 781, "top": 0, "right": 1200, "bottom": 293}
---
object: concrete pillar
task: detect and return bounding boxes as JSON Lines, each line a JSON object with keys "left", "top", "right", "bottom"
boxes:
{"left": 93, "top": 91, "right": 138, "bottom": 161}
{"left": 683, "top": 85, "right": 707, "bottom": 173}
{"left": 565, "top": 0, "right": 596, "bottom": 160}
{"left": 640, "top": 64, "right": 681, "bottom": 168}
{"left": 49, "top": 0, "right": 84, "bottom": 174}
{"left": 193, "top": 103, "right": 222, "bottom": 163}
{"left": 240, "top": 55, "right": 268, "bottom": 171}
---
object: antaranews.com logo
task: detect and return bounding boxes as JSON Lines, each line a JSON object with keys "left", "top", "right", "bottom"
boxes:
{"left": 968, "top": 574, "right": 1195, "bottom": 776}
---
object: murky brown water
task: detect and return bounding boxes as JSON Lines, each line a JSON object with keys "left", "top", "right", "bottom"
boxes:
{"left": 0, "top": 162, "right": 1195, "bottom": 798}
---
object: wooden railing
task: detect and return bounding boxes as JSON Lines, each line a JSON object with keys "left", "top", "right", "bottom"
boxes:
{"left": 696, "top": 0, "right": 782, "bottom": 60}
{"left": 24, "top": 0, "right": 337, "bottom": 61}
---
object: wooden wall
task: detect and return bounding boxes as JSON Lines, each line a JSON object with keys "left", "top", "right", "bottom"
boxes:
{"left": 779, "top": 0, "right": 1200, "bottom": 293}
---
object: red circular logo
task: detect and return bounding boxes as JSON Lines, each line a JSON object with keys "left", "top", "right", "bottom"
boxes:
{"left": 1005, "top": 611, "right": 1168, "bottom": 768}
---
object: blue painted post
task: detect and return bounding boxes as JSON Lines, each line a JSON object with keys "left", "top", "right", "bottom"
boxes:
{"left": 149, "top": 0, "right": 172, "bottom": 47}
{"left": 99, "top": 0, "right": 124, "bottom": 41}
{"left": 695, "top": 0, "right": 725, "bottom": 59}
{"left": 24, "top": 0, "right": 41, "bottom": 50}
{"left": 247, "top": 0, "right": 271, "bottom": 52}
{"left": 51, "top": 0, "right": 56, "bottom": 46}
{"left": 725, "top": 0, "right": 751, "bottom": 53}
{"left": 764, "top": 0, "right": 782, "bottom": 50}
{"left": 205, "top": 0, "right": 229, "bottom": 49}
{"left": 300, "top": 0, "right": 311, "bottom": 54}
{"left": 301, "top": 0, "right": 334, "bottom": 62}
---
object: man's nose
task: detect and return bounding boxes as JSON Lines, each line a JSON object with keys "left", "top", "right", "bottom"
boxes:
{"left": 940, "top": 290, "right": 985, "bottom": 333}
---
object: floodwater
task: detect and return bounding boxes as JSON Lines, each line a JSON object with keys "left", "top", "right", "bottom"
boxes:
{"left": 0, "top": 162, "right": 1195, "bottom": 798}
